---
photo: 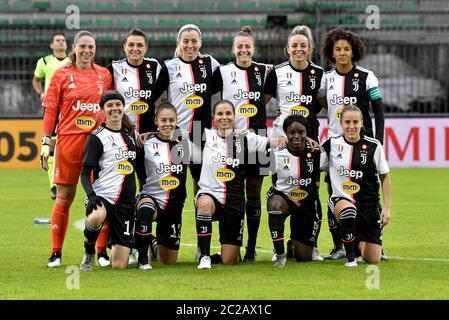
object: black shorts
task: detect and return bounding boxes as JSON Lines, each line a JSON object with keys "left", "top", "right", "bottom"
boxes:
{"left": 329, "top": 197, "right": 382, "bottom": 246}
{"left": 267, "top": 187, "right": 319, "bottom": 247}
{"left": 195, "top": 192, "right": 244, "bottom": 246}
{"left": 137, "top": 193, "right": 184, "bottom": 250}
{"left": 356, "top": 204, "right": 383, "bottom": 246}
{"left": 99, "top": 198, "right": 134, "bottom": 249}
{"left": 246, "top": 148, "right": 272, "bottom": 177}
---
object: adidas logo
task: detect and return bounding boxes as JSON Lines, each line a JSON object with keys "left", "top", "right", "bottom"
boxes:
{"left": 176, "top": 73, "right": 182, "bottom": 78}
{"left": 154, "top": 152, "right": 160, "bottom": 157}
{"left": 121, "top": 77, "right": 128, "bottom": 82}
{"left": 286, "top": 81, "right": 292, "bottom": 86}
{"left": 231, "top": 79, "right": 238, "bottom": 84}
{"left": 283, "top": 165, "right": 289, "bottom": 170}
{"left": 329, "top": 85, "right": 334, "bottom": 90}
{"left": 68, "top": 83, "right": 76, "bottom": 89}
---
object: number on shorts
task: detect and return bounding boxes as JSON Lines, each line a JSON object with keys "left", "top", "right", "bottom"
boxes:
{"left": 124, "top": 220, "right": 131, "bottom": 236}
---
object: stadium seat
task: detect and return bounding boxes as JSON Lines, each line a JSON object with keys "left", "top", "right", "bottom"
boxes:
{"left": 198, "top": 19, "right": 216, "bottom": 28}
{"left": 137, "top": 19, "right": 156, "bottom": 29}
{"left": 54, "top": 1, "right": 69, "bottom": 12}
{"left": 380, "top": 1, "right": 398, "bottom": 12}
{"left": 156, "top": 2, "right": 176, "bottom": 11}
{"left": 239, "top": 3, "right": 257, "bottom": 11}
{"left": 34, "top": 34, "right": 50, "bottom": 42}
{"left": 12, "top": 18, "right": 31, "bottom": 28}
{"left": 75, "top": 2, "right": 93, "bottom": 12}
{"left": 319, "top": 2, "right": 337, "bottom": 11}
{"left": 11, "top": 1, "right": 30, "bottom": 11}
{"left": 203, "top": 35, "right": 219, "bottom": 44}
{"left": 79, "top": 18, "right": 94, "bottom": 28}
{"left": 298, "top": 2, "right": 315, "bottom": 12}
{"left": 178, "top": 2, "right": 194, "bottom": 11}
{"left": 54, "top": 18, "right": 67, "bottom": 28}
{"left": 96, "top": 19, "right": 114, "bottom": 28}
{"left": 240, "top": 19, "right": 259, "bottom": 28}
{"left": 0, "top": 19, "right": 9, "bottom": 27}
{"left": 159, "top": 19, "right": 177, "bottom": 29}
{"left": 217, "top": 3, "right": 236, "bottom": 11}
{"left": 321, "top": 17, "right": 340, "bottom": 26}
{"left": 341, "top": 15, "right": 359, "bottom": 25}
{"left": 116, "top": 2, "right": 134, "bottom": 11}
{"left": 136, "top": 2, "right": 153, "bottom": 12}
{"left": 219, "top": 18, "right": 238, "bottom": 28}
{"left": 402, "top": 17, "right": 422, "bottom": 27}
{"left": 11, "top": 34, "right": 31, "bottom": 42}
{"left": 0, "top": 2, "right": 9, "bottom": 12}
{"left": 33, "top": 1, "right": 51, "bottom": 11}
{"left": 34, "top": 18, "right": 53, "bottom": 28}
{"left": 197, "top": 2, "right": 215, "bottom": 11}
{"left": 117, "top": 18, "right": 135, "bottom": 29}
{"left": 337, "top": 2, "right": 357, "bottom": 11}
{"left": 94, "top": 3, "right": 115, "bottom": 11}
{"left": 400, "top": 1, "right": 420, "bottom": 11}
{"left": 279, "top": 1, "right": 297, "bottom": 11}
{"left": 179, "top": 18, "right": 197, "bottom": 27}
{"left": 259, "top": 2, "right": 278, "bottom": 11}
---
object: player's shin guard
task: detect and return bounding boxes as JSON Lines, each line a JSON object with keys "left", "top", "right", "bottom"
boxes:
{"left": 246, "top": 197, "right": 261, "bottom": 252}
{"left": 328, "top": 204, "right": 343, "bottom": 250}
{"left": 268, "top": 211, "right": 285, "bottom": 255}
{"left": 51, "top": 195, "right": 73, "bottom": 254}
{"left": 339, "top": 207, "right": 357, "bottom": 262}
{"left": 196, "top": 213, "right": 212, "bottom": 257}
{"left": 84, "top": 220, "right": 102, "bottom": 254}
{"left": 135, "top": 202, "right": 156, "bottom": 264}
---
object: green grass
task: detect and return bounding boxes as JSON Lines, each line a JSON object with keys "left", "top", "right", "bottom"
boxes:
{"left": 0, "top": 168, "right": 448, "bottom": 299}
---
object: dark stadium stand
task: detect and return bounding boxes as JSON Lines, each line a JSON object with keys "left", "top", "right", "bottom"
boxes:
{"left": 0, "top": 0, "right": 448, "bottom": 116}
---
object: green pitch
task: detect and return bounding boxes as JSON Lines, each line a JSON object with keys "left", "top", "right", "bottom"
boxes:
{"left": 1, "top": 168, "right": 448, "bottom": 299}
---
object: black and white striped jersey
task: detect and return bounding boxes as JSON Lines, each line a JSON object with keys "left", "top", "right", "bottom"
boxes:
{"left": 320, "top": 134, "right": 389, "bottom": 207}
{"left": 197, "top": 129, "right": 268, "bottom": 205}
{"left": 82, "top": 125, "right": 137, "bottom": 205}
{"left": 272, "top": 142, "right": 320, "bottom": 204}
{"left": 264, "top": 61, "right": 325, "bottom": 139}
{"left": 108, "top": 58, "right": 162, "bottom": 134}
{"left": 213, "top": 61, "right": 268, "bottom": 131}
{"left": 156, "top": 55, "right": 220, "bottom": 137}
{"left": 324, "top": 65, "right": 382, "bottom": 138}
{"left": 136, "top": 134, "right": 190, "bottom": 210}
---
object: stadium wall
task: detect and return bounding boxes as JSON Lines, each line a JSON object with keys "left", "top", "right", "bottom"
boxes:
{"left": 1, "top": 118, "right": 448, "bottom": 169}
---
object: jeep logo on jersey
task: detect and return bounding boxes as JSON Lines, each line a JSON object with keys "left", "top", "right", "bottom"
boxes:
{"left": 116, "top": 160, "right": 134, "bottom": 175}
{"left": 212, "top": 153, "right": 240, "bottom": 168}
{"left": 329, "top": 94, "right": 357, "bottom": 106}
{"left": 72, "top": 101, "right": 101, "bottom": 113}
{"left": 288, "top": 189, "right": 309, "bottom": 201}
{"left": 156, "top": 163, "right": 183, "bottom": 174}
{"left": 285, "top": 92, "right": 313, "bottom": 104}
{"left": 342, "top": 181, "right": 360, "bottom": 194}
{"left": 75, "top": 116, "right": 96, "bottom": 130}
{"left": 285, "top": 176, "right": 312, "bottom": 187}
{"left": 237, "top": 104, "right": 258, "bottom": 118}
{"left": 116, "top": 149, "right": 136, "bottom": 160}
{"left": 184, "top": 95, "right": 204, "bottom": 109}
{"left": 160, "top": 176, "right": 180, "bottom": 190}
{"left": 289, "top": 105, "right": 310, "bottom": 118}
{"left": 130, "top": 101, "right": 149, "bottom": 114}
{"left": 338, "top": 166, "right": 363, "bottom": 179}
{"left": 215, "top": 168, "right": 235, "bottom": 182}
{"left": 180, "top": 82, "right": 207, "bottom": 94}
{"left": 124, "top": 87, "right": 152, "bottom": 100}
{"left": 234, "top": 89, "right": 261, "bottom": 101}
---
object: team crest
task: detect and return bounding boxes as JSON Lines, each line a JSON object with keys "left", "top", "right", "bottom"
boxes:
{"left": 235, "top": 138, "right": 242, "bottom": 153}
{"left": 309, "top": 75, "right": 316, "bottom": 90}
{"left": 199, "top": 64, "right": 207, "bottom": 78}
{"left": 146, "top": 71, "right": 153, "bottom": 84}
{"left": 255, "top": 74, "right": 262, "bottom": 86}
{"left": 352, "top": 78, "right": 359, "bottom": 92}
{"left": 360, "top": 150, "right": 367, "bottom": 165}
{"left": 177, "top": 144, "right": 184, "bottom": 158}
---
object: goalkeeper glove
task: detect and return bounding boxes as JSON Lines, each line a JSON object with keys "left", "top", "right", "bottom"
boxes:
{"left": 40, "top": 136, "right": 51, "bottom": 171}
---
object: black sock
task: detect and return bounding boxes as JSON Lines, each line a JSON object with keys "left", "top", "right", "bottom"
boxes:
{"left": 84, "top": 220, "right": 102, "bottom": 255}
{"left": 268, "top": 210, "right": 285, "bottom": 255}
{"left": 246, "top": 197, "right": 261, "bottom": 252}
{"left": 328, "top": 206, "right": 343, "bottom": 250}
{"left": 339, "top": 207, "right": 357, "bottom": 262}
{"left": 135, "top": 223, "right": 152, "bottom": 264}
{"left": 196, "top": 213, "right": 212, "bottom": 257}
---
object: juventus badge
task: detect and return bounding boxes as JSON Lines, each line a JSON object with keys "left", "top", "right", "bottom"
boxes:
{"left": 309, "top": 76, "right": 316, "bottom": 90}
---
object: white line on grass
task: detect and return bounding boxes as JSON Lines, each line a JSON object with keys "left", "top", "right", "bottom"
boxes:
{"left": 73, "top": 219, "right": 449, "bottom": 263}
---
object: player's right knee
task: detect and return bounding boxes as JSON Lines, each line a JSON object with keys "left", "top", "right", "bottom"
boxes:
{"left": 136, "top": 201, "right": 156, "bottom": 225}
